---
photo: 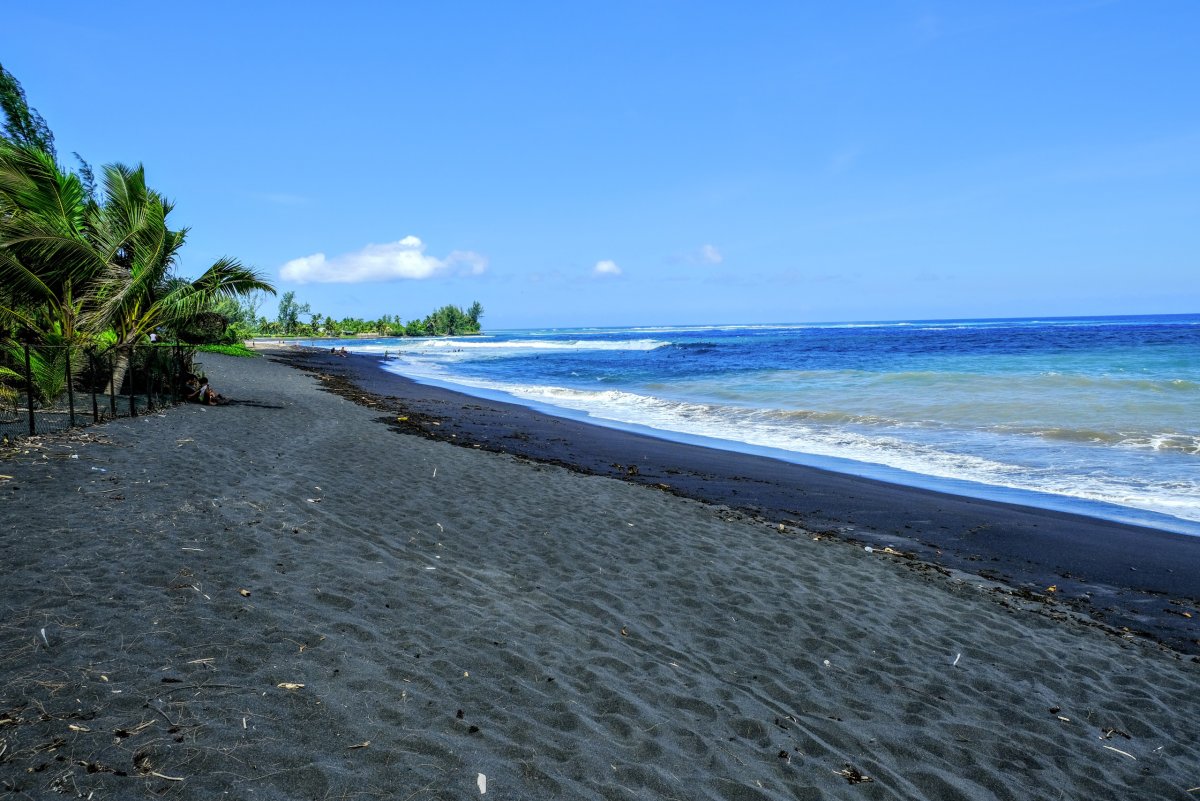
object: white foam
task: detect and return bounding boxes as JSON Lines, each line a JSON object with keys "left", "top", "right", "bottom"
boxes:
{"left": 352, "top": 337, "right": 668, "bottom": 355}
{"left": 356, "top": 318, "right": 1200, "bottom": 529}
{"left": 381, "top": 371, "right": 1200, "bottom": 524}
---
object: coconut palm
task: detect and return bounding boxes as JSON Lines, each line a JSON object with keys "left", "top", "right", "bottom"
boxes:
{"left": 1, "top": 145, "right": 274, "bottom": 396}
{"left": 2, "top": 148, "right": 273, "bottom": 348}
{"left": 84, "top": 164, "right": 273, "bottom": 343}
{"left": 0, "top": 142, "right": 98, "bottom": 344}
{"left": 0, "top": 363, "right": 20, "bottom": 418}
{"left": 80, "top": 163, "right": 273, "bottom": 389}
{"left": 0, "top": 334, "right": 68, "bottom": 407}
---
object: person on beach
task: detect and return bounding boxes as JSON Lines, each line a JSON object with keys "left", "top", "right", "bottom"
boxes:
{"left": 183, "top": 373, "right": 226, "bottom": 405}
{"left": 183, "top": 373, "right": 202, "bottom": 402}
{"left": 339, "top": 347, "right": 348, "bottom": 357}
{"left": 197, "top": 377, "right": 227, "bottom": 405}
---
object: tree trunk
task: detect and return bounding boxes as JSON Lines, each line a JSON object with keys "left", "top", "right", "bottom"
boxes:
{"left": 104, "top": 348, "right": 131, "bottom": 397}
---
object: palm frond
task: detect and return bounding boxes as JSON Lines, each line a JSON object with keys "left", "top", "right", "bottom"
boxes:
{"left": 0, "top": 339, "right": 70, "bottom": 405}
{"left": 3, "top": 144, "right": 268, "bottom": 349}
{"left": 192, "top": 257, "right": 276, "bottom": 299}
{"left": 0, "top": 142, "right": 103, "bottom": 320}
{"left": 0, "top": 247, "right": 55, "bottom": 306}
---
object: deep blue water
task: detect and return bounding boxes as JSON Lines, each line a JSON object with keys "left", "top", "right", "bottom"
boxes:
{"left": 308, "top": 314, "right": 1200, "bottom": 534}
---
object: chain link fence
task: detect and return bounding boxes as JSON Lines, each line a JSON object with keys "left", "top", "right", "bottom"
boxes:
{"left": 0, "top": 343, "right": 199, "bottom": 441}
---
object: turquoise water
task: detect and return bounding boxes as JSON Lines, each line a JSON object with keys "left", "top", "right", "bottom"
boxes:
{"left": 308, "top": 315, "right": 1200, "bottom": 533}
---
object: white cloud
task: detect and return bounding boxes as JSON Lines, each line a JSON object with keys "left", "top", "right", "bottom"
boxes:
{"left": 280, "top": 236, "right": 487, "bottom": 283}
{"left": 698, "top": 244, "right": 723, "bottom": 264}
{"left": 593, "top": 259, "right": 622, "bottom": 276}
{"left": 446, "top": 250, "right": 489, "bottom": 276}
{"left": 669, "top": 244, "right": 725, "bottom": 266}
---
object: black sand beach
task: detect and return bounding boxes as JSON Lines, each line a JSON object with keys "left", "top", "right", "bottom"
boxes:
{"left": 280, "top": 348, "right": 1200, "bottom": 653}
{"left": 2, "top": 349, "right": 1198, "bottom": 800}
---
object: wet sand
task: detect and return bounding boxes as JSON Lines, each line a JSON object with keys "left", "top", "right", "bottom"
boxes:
{"left": 1, "top": 349, "right": 1197, "bottom": 800}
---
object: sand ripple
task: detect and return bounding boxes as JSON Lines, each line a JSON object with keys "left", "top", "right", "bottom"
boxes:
{"left": 1, "top": 352, "right": 1197, "bottom": 799}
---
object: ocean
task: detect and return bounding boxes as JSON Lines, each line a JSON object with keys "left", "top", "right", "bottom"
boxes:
{"left": 307, "top": 314, "right": 1200, "bottom": 535}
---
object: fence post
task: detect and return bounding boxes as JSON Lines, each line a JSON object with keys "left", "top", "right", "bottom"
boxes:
{"left": 108, "top": 350, "right": 117, "bottom": 418}
{"left": 128, "top": 346, "right": 137, "bottom": 417}
{"left": 66, "top": 347, "right": 76, "bottom": 428}
{"left": 173, "top": 341, "right": 182, "bottom": 404}
{"left": 89, "top": 350, "right": 99, "bottom": 422}
{"left": 145, "top": 347, "right": 155, "bottom": 412}
{"left": 23, "top": 342, "right": 35, "bottom": 436}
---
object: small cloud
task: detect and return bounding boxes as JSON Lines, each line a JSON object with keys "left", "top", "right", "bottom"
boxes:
{"left": 280, "top": 236, "right": 487, "bottom": 284}
{"left": 446, "top": 250, "right": 488, "bottom": 276}
{"left": 593, "top": 259, "right": 622, "bottom": 277}
{"left": 698, "top": 244, "right": 723, "bottom": 264}
{"left": 668, "top": 244, "right": 725, "bottom": 265}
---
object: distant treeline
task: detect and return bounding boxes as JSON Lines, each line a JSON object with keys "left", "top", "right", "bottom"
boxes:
{"left": 246, "top": 292, "right": 484, "bottom": 338}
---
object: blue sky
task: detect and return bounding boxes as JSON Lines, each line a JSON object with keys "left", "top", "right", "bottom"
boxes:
{"left": 3, "top": 1, "right": 1197, "bottom": 329}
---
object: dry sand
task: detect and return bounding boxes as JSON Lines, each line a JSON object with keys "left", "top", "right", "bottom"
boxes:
{"left": 1, "top": 349, "right": 1197, "bottom": 800}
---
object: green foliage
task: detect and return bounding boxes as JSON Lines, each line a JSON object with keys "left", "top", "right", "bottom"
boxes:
{"left": 276, "top": 291, "right": 311, "bottom": 335}
{"left": 0, "top": 62, "right": 56, "bottom": 157}
{"left": 0, "top": 142, "right": 95, "bottom": 344}
{"left": 0, "top": 137, "right": 274, "bottom": 363}
{"left": 216, "top": 290, "right": 268, "bottom": 340}
{"left": 73, "top": 153, "right": 95, "bottom": 201}
{"left": 0, "top": 340, "right": 71, "bottom": 407}
{"left": 199, "top": 295, "right": 251, "bottom": 343}
{"left": 196, "top": 343, "right": 257, "bottom": 358}
{"left": 28, "top": 345, "right": 69, "bottom": 404}
{"left": 0, "top": 364, "right": 20, "bottom": 414}
{"left": 0, "top": 61, "right": 273, "bottom": 368}
{"left": 173, "top": 310, "right": 229, "bottom": 344}
{"left": 236, "top": 299, "right": 486, "bottom": 339}
{"left": 420, "top": 303, "right": 483, "bottom": 336}
{"left": 84, "top": 163, "right": 275, "bottom": 344}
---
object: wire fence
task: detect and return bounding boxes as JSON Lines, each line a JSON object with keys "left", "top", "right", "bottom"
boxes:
{"left": 0, "top": 342, "right": 199, "bottom": 441}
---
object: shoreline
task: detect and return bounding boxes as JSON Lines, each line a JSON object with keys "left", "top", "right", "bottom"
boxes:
{"left": 382, "top": 361, "right": 1200, "bottom": 538}
{"left": 272, "top": 346, "right": 1200, "bottom": 655}
{"left": 262, "top": 315, "right": 1200, "bottom": 541}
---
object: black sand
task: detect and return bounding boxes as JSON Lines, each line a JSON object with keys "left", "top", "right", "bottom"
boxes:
{"left": 1, "top": 349, "right": 1197, "bottom": 800}
{"left": 278, "top": 348, "right": 1200, "bottom": 654}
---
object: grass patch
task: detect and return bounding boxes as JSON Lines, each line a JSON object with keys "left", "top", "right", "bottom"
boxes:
{"left": 196, "top": 343, "right": 258, "bottom": 358}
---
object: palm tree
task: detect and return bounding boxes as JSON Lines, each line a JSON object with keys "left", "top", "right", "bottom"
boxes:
{"left": 86, "top": 165, "right": 272, "bottom": 340}
{"left": 0, "top": 330, "right": 69, "bottom": 407}
{"left": 0, "top": 142, "right": 98, "bottom": 345}
{"left": 0, "top": 363, "right": 20, "bottom": 418}
{"left": 0, "top": 143, "right": 100, "bottom": 409}
{"left": 81, "top": 164, "right": 273, "bottom": 388}
{"left": 1, "top": 145, "right": 274, "bottom": 396}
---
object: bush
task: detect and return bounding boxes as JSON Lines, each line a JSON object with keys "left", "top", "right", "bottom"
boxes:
{"left": 196, "top": 343, "right": 257, "bottom": 358}
{"left": 174, "top": 311, "right": 229, "bottom": 344}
